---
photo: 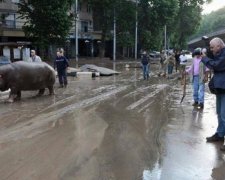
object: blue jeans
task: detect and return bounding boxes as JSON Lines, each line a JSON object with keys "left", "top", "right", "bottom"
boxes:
{"left": 193, "top": 75, "right": 205, "bottom": 104}
{"left": 168, "top": 65, "right": 173, "bottom": 74}
{"left": 142, "top": 64, "right": 149, "bottom": 79}
{"left": 216, "top": 94, "right": 225, "bottom": 137}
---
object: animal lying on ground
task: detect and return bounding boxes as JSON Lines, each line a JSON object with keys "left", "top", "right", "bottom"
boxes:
{"left": 0, "top": 61, "right": 56, "bottom": 102}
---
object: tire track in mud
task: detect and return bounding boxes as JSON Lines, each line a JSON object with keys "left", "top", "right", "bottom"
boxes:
{"left": 126, "top": 84, "right": 169, "bottom": 111}
{"left": 0, "top": 85, "right": 128, "bottom": 143}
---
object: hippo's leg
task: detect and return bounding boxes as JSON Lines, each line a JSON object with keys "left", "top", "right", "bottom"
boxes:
{"left": 37, "top": 88, "right": 45, "bottom": 96}
{"left": 15, "top": 91, "right": 21, "bottom": 101}
{"left": 7, "top": 90, "right": 16, "bottom": 103}
{"left": 48, "top": 86, "right": 55, "bottom": 95}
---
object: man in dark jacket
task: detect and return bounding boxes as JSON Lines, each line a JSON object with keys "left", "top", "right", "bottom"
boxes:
{"left": 201, "top": 37, "right": 225, "bottom": 151}
{"left": 54, "top": 50, "right": 69, "bottom": 88}
{"left": 141, "top": 51, "right": 150, "bottom": 80}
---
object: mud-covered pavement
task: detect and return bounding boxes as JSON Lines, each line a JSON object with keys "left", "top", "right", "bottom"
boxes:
{"left": 0, "top": 60, "right": 225, "bottom": 180}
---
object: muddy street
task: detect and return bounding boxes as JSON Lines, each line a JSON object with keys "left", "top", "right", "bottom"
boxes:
{"left": 0, "top": 60, "right": 224, "bottom": 180}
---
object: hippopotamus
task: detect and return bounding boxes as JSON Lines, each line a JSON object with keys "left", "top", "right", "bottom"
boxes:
{"left": 0, "top": 61, "right": 56, "bottom": 102}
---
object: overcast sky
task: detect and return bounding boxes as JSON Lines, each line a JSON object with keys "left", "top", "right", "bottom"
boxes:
{"left": 202, "top": 0, "right": 225, "bottom": 14}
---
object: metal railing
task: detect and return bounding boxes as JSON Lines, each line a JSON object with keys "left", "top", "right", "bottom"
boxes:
{"left": 0, "top": 20, "right": 24, "bottom": 29}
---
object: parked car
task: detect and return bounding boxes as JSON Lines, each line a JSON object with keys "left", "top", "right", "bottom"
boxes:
{"left": 149, "top": 51, "right": 160, "bottom": 61}
{"left": 0, "top": 56, "right": 11, "bottom": 66}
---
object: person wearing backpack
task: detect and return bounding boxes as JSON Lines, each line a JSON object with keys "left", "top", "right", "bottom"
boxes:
{"left": 141, "top": 51, "right": 150, "bottom": 80}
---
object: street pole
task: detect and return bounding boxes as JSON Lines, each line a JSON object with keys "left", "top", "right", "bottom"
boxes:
{"left": 113, "top": 8, "right": 116, "bottom": 61}
{"left": 135, "top": 0, "right": 138, "bottom": 60}
{"left": 164, "top": 25, "right": 167, "bottom": 52}
{"left": 75, "top": 0, "right": 78, "bottom": 62}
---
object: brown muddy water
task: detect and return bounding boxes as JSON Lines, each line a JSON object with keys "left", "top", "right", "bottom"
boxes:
{"left": 0, "top": 60, "right": 224, "bottom": 180}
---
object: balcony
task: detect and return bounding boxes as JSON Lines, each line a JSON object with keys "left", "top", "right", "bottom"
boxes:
{"left": 0, "top": 20, "right": 24, "bottom": 37}
{"left": 0, "top": 19, "right": 23, "bottom": 29}
{"left": 0, "top": 1, "right": 18, "bottom": 12}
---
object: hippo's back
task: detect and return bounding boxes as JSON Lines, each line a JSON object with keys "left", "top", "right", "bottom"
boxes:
{"left": 9, "top": 61, "right": 55, "bottom": 90}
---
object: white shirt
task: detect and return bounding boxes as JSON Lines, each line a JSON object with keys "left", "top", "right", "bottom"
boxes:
{"left": 179, "top": 54, "right": 187, "bottom": 65}
{"left": 28, "top": 55, "right": 42, "bottom": 62}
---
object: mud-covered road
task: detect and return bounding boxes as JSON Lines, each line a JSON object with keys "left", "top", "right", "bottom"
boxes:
{"left": 0, "top": 60, "right": 224, "bottom": 180}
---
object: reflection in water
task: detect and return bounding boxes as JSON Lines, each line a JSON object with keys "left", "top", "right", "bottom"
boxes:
{"left": 143, "top": 160, "right": 162, "bottom": 180}
{"left": 192, "top": 108, "right": 203, "bottom": 122}
{"left": 113, "top": 62, "right": 116, "bottom": 83}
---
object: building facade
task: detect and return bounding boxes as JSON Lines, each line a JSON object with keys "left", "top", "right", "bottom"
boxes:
{"left": 68, "top": 0, "right": 101, "bottom": 58}
{"left": 0, "top": 0, "right": 30, "bottom": 61}
{"left": 0, "top": 0, "right": 101, "bottom": 61}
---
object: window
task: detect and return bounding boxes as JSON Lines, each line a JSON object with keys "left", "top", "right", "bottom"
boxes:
{"left": 87, "top": 4, "right": 92, "bottom": 13}
{"left": 81, "top": 21, "right": 88, "bottom": 33}
{"left": 78, "top": 1, "right": 81, "bottom": 11}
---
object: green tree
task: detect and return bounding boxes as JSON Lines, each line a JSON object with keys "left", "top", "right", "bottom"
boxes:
{"left": 17, "top": 0, "right": 74, "bottom": 56}
{"left": 138, "top": 0, "right": 179, "bottom": 51}
{"left": 170, "top": 0, "right": 212, "bottom": 49}
{"left": 193, "top": 6, "right": 225, "bottom": 39}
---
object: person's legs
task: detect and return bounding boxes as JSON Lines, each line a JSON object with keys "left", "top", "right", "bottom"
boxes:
{"left": 62, "top": 69, "right": 68, "bottom": 87}
{"left": 207, "top": 94, "right": 225, "bottom": 142}
{"left": 146, "top": 64, "right": 150, "bottom": 79}
{"left": 58, "top": 71, "right": 63, "bottom": 87}
{"left": 142, "top": 65, "right": 146, "bottom": 79}
{"left": 216, "top": 94, "right": 225, "bottom": 137}
{"left": 192, "top": 76, "right": 199, "bottom": 103}
{"left": 198, "top": 82, "right": 205, "bottom": 104}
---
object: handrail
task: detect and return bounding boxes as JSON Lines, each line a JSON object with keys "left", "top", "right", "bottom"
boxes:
{"left": 0, "top": 20, "right": 24, "bottom": 29}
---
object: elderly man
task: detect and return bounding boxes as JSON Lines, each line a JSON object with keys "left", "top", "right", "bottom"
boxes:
{"left": 28, "top": 50, "right": 42, "bottom": 62}
{"left": 201, "top": 37, "right": 225, "bottom": 151}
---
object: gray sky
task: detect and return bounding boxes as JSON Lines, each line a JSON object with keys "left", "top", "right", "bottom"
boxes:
{"left": 202, "top": 0, "right": 225, "bottom": 14}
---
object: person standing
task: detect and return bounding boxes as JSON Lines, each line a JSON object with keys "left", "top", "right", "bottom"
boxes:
{"left": 179, "top": 51, "right": 188, "bottom": 84}
{"left": 186, "top": 48, "right": 209, "bottom": 109}
{"left": 141, "top": 51, "right": 150, "bottom": 80}
{"left": 54, "top": 50, "right": 69, "bottom": 88}
{"left": 164, "top": 52, "right": 175, "bottom": 78}
{"left": 159, "top": 50, "right": 167, "bottom": 77}
{"left": 179, "top": 51, "right": 187, "bottom": 73}
{"left": 28, "top": 50, "right": 42, "bottom": 62}
{"left": 175, "top": 50, "right": 181, "bottom": 72}
{"left": 201, "top": 37, "right": 225, "bottom": 151}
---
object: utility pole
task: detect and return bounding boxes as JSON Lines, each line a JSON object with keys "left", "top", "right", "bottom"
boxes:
{"left": 164, "top": 25, "right": 167, "bottom": 52}
{"left": 113, "top": 8, "right": 116, "bottom": 61}
{"left": 135, "top": 0, "right": 138, "bottom": 60}
{"left": 75, "top": 0, "right": 78, "bottom": 62}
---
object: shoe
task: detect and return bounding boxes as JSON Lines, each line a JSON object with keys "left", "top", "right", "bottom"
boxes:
{"left": 192, "top": 102, "right": 198, "bottom": 106}
{"left": 206, "top": 133, "right": 224, "bottom": 142}
{"left": 59, "top": 84, "right": 64, "bottom": 88}
{"left": 220, "top": 145, "right": 225, "bottom": 151}
{"left": 198, "top": 103, "right": 204, "bottom": 109}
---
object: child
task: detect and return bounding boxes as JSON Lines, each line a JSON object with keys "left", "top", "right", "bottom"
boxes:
{"left": 186, "top": 48, "right": 209, "bottom": 109}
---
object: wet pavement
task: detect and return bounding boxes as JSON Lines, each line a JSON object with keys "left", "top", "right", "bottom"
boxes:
{"left": 0, "top": 59, "right": 225, "bottom": 180}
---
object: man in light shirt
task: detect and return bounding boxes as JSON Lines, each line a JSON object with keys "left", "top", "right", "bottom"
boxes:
{"left": 28, "top": 50, "right": 42, "bottom": 62}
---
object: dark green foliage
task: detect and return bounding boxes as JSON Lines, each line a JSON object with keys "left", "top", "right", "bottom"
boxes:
{"left": 17, "top": 0, "right": 74, "bottom": 48}
{"left": 171, "top": 0, "right": 212, "bottom": 49}
{"left": 138, "top": 0, "right": 178, "bottom": 50}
